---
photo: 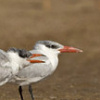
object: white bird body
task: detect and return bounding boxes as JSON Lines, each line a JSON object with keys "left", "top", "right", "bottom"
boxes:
{"left": 10, "top": 41, "right": 82, "bottom": 86}
{"left": 10, "top": 53, "right": 57, "bottom": 86}
{"left": 0, "top": 48, "right": 41, "bottom": 86}
{"left": 0, "top": 49, "right": 21, "bottom": 86}
{"left": 9, "top": 44, "right": 60, "bottom": 86}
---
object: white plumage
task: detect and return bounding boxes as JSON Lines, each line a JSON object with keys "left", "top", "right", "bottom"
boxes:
{"left": 0, "top": 48, "right": 39, "bottom": 86}
{"left": 9, "top": 40, "right": 83, "bottom": 100}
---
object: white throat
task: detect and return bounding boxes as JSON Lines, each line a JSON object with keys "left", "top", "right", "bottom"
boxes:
{"left": 37, "top": 49, "right": 59, "bottom": 71}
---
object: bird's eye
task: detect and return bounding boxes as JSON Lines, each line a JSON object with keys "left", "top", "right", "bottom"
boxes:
{"left": 51, "top": 45, "right": 56, "bottom": 48}
{"left": 46, "top": 44, "right": 58, "bottom": 49}
{"left": 46, "top": 45, "right": 51, "bottom": 48}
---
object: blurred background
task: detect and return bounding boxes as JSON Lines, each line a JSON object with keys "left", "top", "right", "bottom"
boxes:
{"left": 0, "top": 0, "right": 100, "bottom": 100}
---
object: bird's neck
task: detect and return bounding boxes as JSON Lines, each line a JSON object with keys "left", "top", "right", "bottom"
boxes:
{"left": 39, "top": 50, "right": 59, "bottom": 70}
{"left": 7, "top": 52, "right": 22, "bottom": 74}
{"left": 48, "top": 53, "right": 58, "bottom": 68}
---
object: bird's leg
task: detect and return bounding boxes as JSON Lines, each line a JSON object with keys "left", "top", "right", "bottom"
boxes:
{"left": 19, "top": 86, "right": 24, "bottom": 100}
{"left": 29, "top": 84, "right": 34, "bottom": 100}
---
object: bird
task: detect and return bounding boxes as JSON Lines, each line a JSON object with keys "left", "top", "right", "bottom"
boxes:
{"left": 9, "top": 40, "right": 83, "bottom": 100}
{"left": 0, "top": 47, "right": 44, "bottom": 86}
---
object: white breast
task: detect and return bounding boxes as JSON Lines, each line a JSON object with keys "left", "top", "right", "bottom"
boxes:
{"left": 7, "top": 52, "right": 21, "bottom": 74}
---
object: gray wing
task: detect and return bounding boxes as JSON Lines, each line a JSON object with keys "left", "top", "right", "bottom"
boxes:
{"left": 0, "top": 49, "right": 12, "bottom": 86}
{"left": 14, "top": 56, "right": 52, "bottom": 84}
{"left": 0, "top": 67, "right": 12, "bottom": 86}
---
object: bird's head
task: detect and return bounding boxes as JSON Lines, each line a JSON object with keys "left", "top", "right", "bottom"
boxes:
{"left": 7, "top": 48, "right": 30, "bottom": 63}
{"left": 7, "top": 47, "right": 44, "bottom": 65}
{"left": 34, "top": 40, "right": 83, "bottom": 56}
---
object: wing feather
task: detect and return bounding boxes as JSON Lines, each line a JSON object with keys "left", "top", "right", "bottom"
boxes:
{"left": 12, "top": 56, "right": 52, "bottom": 84}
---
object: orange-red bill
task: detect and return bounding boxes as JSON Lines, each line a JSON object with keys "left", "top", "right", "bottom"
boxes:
{"left": 27, "top": 60, "right": 45, "bottom": 63}
{"left": 59, "top": 46, "right": 83, "bottom": 53}
{"left": 28, "top": 54, "right": 44, "bottom": 63}
{"left": 30, "top": 54, "right": 43, "bottom": 58}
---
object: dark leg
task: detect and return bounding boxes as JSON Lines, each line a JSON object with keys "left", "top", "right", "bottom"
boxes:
{"left": 29, "top": 84, "right": 34, "bottom": 100}
{"left": 19, "top": 86, "right": 24, "bottom": 100}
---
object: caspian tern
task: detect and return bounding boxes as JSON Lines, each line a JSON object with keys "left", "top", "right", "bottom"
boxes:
{"left": 10, "top": 40, "right": 83, "bottom": 100}
{"left": 0, "top": 47, "right": 44, "bottom": 86}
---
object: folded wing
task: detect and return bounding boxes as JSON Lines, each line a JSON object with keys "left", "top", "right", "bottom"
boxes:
{"left": 11, "top": 55, "right": 52, "bottom": 85}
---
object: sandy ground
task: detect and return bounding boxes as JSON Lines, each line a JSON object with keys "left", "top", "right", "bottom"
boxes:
{"left": 0, "top": 0, "right": 100, "bottom": 100}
